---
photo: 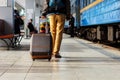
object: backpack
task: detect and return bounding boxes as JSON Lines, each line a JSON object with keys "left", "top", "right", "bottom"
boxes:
{"left": 49, "top": 0, "right": 65, "bottom": 11}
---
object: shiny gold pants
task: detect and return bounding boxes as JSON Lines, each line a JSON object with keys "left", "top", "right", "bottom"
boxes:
{"left": 48, "top": 14, "right": 65, "bottom": 55}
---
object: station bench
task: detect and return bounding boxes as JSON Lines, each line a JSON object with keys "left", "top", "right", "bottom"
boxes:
{"left": 0, "top": 19, "right": 24, "bottom": 50}
{"left": 0, "top": 34, "right": 14, "bottom": 50}
{"left": 0, "top": 33, "right": 24, "bottom": 50}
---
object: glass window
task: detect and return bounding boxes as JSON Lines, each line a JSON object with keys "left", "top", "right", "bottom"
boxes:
{"left": 80, "top": 0, "right": 84, "bottom": 9}
{"left": 87, "top": 0, "right": 90, "bottom": 5}
{"left": 90, "top": 0, "right": 95, "bottom": 3}
{"left": 83, "top": 0, "right": 87, "bottom": 7}
{"left": 81, "top": 0, "right": 96, "bottom": 8}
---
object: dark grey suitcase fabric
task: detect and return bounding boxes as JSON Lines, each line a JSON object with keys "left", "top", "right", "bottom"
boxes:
{"left": 30, "top": 34, "right": 52, "bottom": 60}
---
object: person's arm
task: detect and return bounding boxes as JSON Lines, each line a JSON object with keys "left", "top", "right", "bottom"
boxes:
{"left": 42, "top": 0, "right": 49, "bottom": 15}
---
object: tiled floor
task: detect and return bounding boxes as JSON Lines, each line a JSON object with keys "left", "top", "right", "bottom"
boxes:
{"left": 0, "top": 34, "right": 120, "bottom": 80}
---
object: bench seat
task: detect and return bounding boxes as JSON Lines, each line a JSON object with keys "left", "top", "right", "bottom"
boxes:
{"left": 0, "top": 33, "right": 24, "bottom": 50}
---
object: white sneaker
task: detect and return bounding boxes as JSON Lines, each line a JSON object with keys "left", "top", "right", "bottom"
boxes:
{"left": 51, "top": 55, "right": 56, "bottom": 61}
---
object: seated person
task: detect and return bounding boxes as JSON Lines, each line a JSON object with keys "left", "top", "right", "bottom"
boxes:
{"left": 27, "top": 19, "right": 38, "bottom": 34}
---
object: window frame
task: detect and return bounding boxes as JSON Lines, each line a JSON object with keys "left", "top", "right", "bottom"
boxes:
{"left": 80, "top": 0, "right": 103, "bottom": 13}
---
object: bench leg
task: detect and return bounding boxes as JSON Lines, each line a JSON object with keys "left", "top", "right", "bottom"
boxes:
{"left": 18, "top": 35, "right": 23, "bottom": 45}
{"left": 1, "top": 39, "right": 10, "bottom": 50}
{"left": 9, "top": 38, "right": 15, "bottom": 48}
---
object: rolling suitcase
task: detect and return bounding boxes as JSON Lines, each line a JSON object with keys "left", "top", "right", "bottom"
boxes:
{"left": 30, "top": 33, "right": 52, "bottom": 61}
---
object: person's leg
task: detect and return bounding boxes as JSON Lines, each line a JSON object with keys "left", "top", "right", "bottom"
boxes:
{"left": 53, "top": 14, "right": 65, "bottom": 57}
{"left": 71, "top": 27, "right": 74, "bottom": 37}
{"left": 48, "top": 14, "right": 57, "bottom": 56}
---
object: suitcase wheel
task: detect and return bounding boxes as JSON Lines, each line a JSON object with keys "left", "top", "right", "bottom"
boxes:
{"left": 33, "top": 59, "right": 35, "bottom": 61}
{"left": 48, "top": 57, "right": 51, "bottom": 61}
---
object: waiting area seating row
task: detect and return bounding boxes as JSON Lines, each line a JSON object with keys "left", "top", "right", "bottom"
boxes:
{"left": 0, "top": 19, "right": 24, "bottom": 50}
{"left": 0, "top": 33, "right": 24, "bottom": 50}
